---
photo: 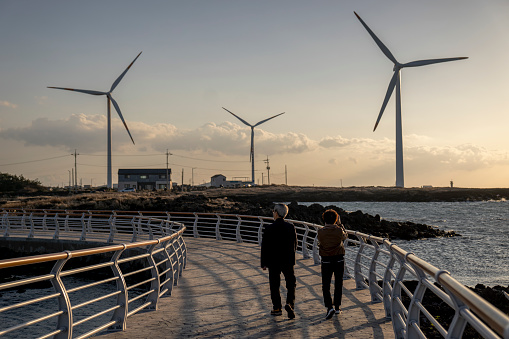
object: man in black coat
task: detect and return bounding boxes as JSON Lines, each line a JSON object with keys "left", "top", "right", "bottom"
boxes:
{"left": 260, "top": 203, "right": 297, "bottom": 319}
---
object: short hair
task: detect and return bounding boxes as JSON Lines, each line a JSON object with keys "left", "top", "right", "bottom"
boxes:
{"left": 273, "top": 204, "right": 289, "bottom": 218}
{"left": 322, "top": 209, "right": 339, "bottom": 224}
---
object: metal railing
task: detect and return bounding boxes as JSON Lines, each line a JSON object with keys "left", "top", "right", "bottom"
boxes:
{"left": 1, "top": 208, "right": 508, "bottom": 339}
{"left": 0, "top": 210, "right": 187, "bottom": 339}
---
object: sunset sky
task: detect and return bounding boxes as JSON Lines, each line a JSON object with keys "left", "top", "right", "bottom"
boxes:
{"left": 1, "top": 1, "right": 509, "bottom": 188}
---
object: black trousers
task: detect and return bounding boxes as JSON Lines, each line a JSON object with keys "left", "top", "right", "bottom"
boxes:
{"left": 321, "top": 255, "right": 345, "bottom": 309}
{"left": 268, "top": 265, "right": 296, "bottom": 309}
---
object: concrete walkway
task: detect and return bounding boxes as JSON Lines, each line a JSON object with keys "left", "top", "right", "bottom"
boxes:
{"left": 100, "top": 238, "right": 393, "bottom": 339}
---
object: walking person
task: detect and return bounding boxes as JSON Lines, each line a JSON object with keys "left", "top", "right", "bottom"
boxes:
{"left": 260, "top": 203, "right": 297, "bottom": 319}
{"left": 318, "top": 209, "right": 348, "bottom": 320}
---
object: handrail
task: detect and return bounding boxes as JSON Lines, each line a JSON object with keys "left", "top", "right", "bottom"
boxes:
{"left": 0, "top": 211, "right": 187, "bottom": 339}
{"left": 1, "top": 208, "right": 508, "bottom": 339}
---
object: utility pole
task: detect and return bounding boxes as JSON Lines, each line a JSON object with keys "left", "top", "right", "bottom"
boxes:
{"left": 285, "top": 165, "right": 287, "bottom": 185}
{"left": 68, "top": 170, "right": 71, "bottom": 193}
{"left": 262, "top": 173, "right": 264, "bottom": 185}
{"left": 181, "top": 168, "right": 184, "bottom": 191}
{"left": 264, "top": 156, "right": 270, "bottom": 185}
{"left": 71, "top": 168, "right": 74, "bottom": 193}
{"left": 166, "top": 149, "right": 172, "bottom": 191}
{"left": 192, "top": 167, "right": 196, "bottom": 187}
{"left": 72, "top": 149, "right": 79, "bottom": 191}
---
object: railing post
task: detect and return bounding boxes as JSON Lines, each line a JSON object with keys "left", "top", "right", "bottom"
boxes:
{"left": 368, "top": 237, "right": 383, "bottom": 303}
{"left": 53, "top": 213, "right": 60, "bottom": 240}
{"left": 312, "top": 233, "right": 321, "bottom": 265}
{"left": 108, "top": 245, "right": 128, "bottom": 332}
{"left": 130, "top": 217, "right": 138, "bottom": 242}
{"left": 382, "top": 240, "right": 396, "bottom": 319}
{"left": 28, "top": 212, "right": 35, "bottom": 238}
{"left": 391, "top": 249, "right": 410, "bottom": 339}
{"left": 3, "top": 212, "right": 10, "bottom": 237}
{"left": 354, "top": 233, "right": 367, "bottom": 290}
{"left": 437, "top": 271, "right": 468, "bottom": 339}
{"left": 147, "top": 218, "right": 154, "bottom": 240}
{"left": 108, "top": 215, "right": 115, "bottom": 243}
{"left": 169, "top": 239, "right": 181, "bottom": 287}
{"left": 215, "top": 215, "right": 222, "bottom": 240}
{"left": 257, "top": 217, "right": 264, "bottom": 246}
{"left": 64, "top": 212, "right": 70, "bottom": 232}
{"left": 235, "top": 216, "right": 243, "bottom": 243}
{"left": 161, "top": 239, "right": 176, "bottom": 295}
{"left": 80, "top": 213, "right": 86, "bottom": 241}
{"left": 145, "top": 243, "right": 161, "bottom": 310}
{"left": 301, "top": 224, "right": 310, "bottom": 259}
{"left": 405, "top": 258, "right": 430, "bottom": 339}
{"left": 51, "top": 251, "right": 73, "bottom": 339}
{"left": 193, "top": 213, "right": 199, "bottom": 238}
{"left": 43, "top": 210, "right": 48, "bottom": 231}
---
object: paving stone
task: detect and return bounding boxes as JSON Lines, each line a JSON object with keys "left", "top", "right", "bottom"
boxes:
{"left": 99, "top": 238, "right": 393, "bottom": 338}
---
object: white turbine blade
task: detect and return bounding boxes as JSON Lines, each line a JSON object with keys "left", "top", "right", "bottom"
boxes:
{"left": 222, "top": 107, "right": 252, "bottom": 127}
{"left": 354, "top": 12, "right": 398, "bottom": 65}
{"left": 47, "top": 87, "right": 106, "bottom": 96}
{"left": 250, "top": 128, "right": 254, "bottom": 163}
{"left": 374, "top": 71, "right": 398, "bottom": 131}
{"left": 109, "top": 95, "right": 135, "bottom": 145}
{"left": 110, "top": 51, "right": 142, "bottom": 93}
{"left": 253, "top": 112, "right": 285, "bottom": 127}
{"left": 402, "top": 57, "right": 468, "bottom": 68}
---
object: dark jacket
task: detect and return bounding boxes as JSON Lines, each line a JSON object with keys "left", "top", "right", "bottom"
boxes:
{"left": 317, "top": 223, "right": 348, "bottom": 257}
{"left": 260, "top": 218, "right": 297, "bottom": 268}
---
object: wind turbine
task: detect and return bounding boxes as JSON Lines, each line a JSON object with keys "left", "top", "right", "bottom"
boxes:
{"left": 49, "top": 52, "right": 142, "bottom": 189}
{"left": 354, "top": 12, "right": 467, "bottom": 187}
{"left": 222, "top": 107, "right": 285, "bottom": 185}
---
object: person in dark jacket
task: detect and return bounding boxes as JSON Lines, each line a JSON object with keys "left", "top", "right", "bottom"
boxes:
{"left": 318, "top": 209, "right": 348, "bottom": 320}
{"left": 260, "top": 203, "right": 297, "bottom": 319}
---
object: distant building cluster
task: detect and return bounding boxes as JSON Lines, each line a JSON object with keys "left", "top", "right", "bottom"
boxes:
{"left": 117, "top": 169, "right": 171, "bottom": 191}
{"left": 117, "top": 169, "right": 250, "bottom": 191}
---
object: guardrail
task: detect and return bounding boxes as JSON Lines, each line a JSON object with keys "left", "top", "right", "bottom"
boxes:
{"left": 0, "top": 210, "right": 187, "bottom": 339}
{"left": 1, "top": 209, "right": 508, "bottom": 339}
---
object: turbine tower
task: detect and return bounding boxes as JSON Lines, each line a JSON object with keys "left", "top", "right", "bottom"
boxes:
{"left": 49, "top": 52, "right": 142, "bottom": 189}
{"left": 222, "top": 107, "right": 284, "bottom": 185}
{"left": 354, "top": 12, "right": 467, "bottom": 187}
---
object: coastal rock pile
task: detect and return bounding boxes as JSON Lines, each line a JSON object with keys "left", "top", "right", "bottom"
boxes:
{"left": 285, "top": 201, "right": 458, "bottom": 240}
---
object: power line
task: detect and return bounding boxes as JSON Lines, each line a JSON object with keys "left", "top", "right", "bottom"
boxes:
{"left": 0, "top": 154, "right": 71, "bottom": 166}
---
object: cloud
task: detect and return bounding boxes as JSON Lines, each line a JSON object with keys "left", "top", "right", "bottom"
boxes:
{"left": 1, "top": 114, "right": 508, "bottom": 175}
{"left": 0, "top": 100, "right": 17, "bottom": 109}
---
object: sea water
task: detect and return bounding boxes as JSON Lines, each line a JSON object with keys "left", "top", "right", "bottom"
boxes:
{"left": 301, "top": 200, "right": 509, "bottom": 287}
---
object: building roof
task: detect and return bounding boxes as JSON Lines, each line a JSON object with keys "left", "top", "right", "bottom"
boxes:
{"left": 211, "top": 174, "right": 226, "bottom": 178}
{"left": 118, "top": 169, "right": 170, "bottom": 175}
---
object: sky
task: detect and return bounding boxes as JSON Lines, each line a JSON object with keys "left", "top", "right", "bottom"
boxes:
{"left": 1, "top": 0, "right": 509, "bottom": 188}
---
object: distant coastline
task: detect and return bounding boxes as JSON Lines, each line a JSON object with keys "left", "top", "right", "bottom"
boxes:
{"left": 191, "top": 185, "right": 509, "bottom": 203}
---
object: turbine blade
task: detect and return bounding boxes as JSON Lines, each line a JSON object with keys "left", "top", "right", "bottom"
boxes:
{"left": 47, "top": 87, "right": 106, "bottom": 96}
{"left": 354, "top": 12, "right": 398, "bottom": 65}
{"left": 402, "top": 57, "right": 468, "bottom": 68}
{"left": 253, "top": 112, "right": 285, "bottom": 127}
{"left": 110, "top": 51, "right": 142, "bottom": 93}
{"left": 222, "top": 107, "right": 252, "bottom": 127}
{"left": 374, "top": 71, "right": 398, "bottom": 131}
{"left": 109, "top": 95, "right": 135, "bottom": 145}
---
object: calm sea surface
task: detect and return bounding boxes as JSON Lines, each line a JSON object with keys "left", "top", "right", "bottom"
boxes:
{"left": 301, "top": 200, "right": 509, "bottom": 287}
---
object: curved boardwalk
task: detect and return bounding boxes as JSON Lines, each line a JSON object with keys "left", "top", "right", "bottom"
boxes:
{"left": 100, "top": 238, "right": 393, "bottom": 339}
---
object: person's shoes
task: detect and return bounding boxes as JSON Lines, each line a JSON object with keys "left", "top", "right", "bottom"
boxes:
{"left": 325, "top": 308, "right": 335, "bottom": 320}
{"left": 285, "top": 304, "right": 295, "bottom": 319}
{"left": 335, "top": 307, "right": 342, "bottom": 315}
{"left": 271, "top": 308, "right": 282, "bottom": 316}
